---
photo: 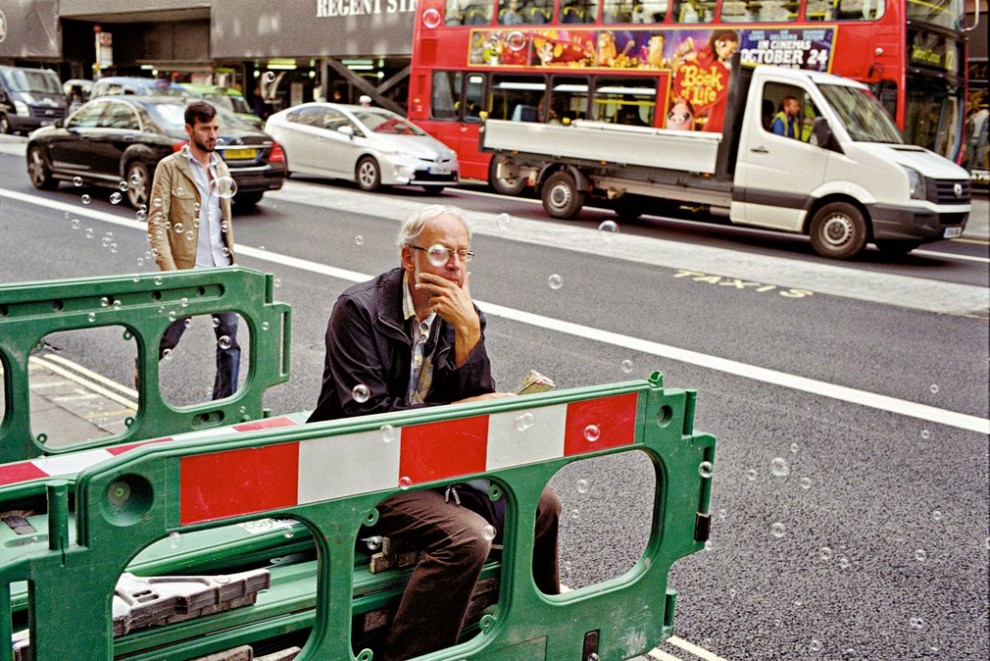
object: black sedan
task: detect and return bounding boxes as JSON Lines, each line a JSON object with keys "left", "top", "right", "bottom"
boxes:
{"left": 26, "top": 96, "right": 286, "bottom": 209}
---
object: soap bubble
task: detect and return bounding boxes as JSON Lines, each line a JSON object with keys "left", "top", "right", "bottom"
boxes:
{"left": 914, "top": 549, "right": 927, "bottom": 562}
{"left": 496, "top": 213, "right": 511, "bottom": 231}
{"left": 422, "top": 7, "right": 442, "bottom": 28}
{"left": 168, "top": 531, "right": 183, "bottom": 550}
{"left": 352, "top": 384, "right": 370, "bottom": 403}
{"left": 73, "top": 176, "right": 83, "bottom": 187}
{"left": 119, "top": 180, "right": 129, "bottom": 192}
{"left": 620, "top": 359, "right": 634, "bottom": 373}
{"left": 131, "top": 172, "right": 142, "bottom": 186}
{"left": 261, "top": 321, "right": 270, "bottom": 331}
{"left": 698, "top": 461, "right": 714, "bottom": 478}
{"left": 100, "top": 297, "right": 110, "bottom": 307}
{"left": 770, "top": 457, "right": 790, "bottom": 477}
{"left": 570, "top": 508, "right": 580, "bottom": 520}
{"left": 355, "top": 235, "right": 364, "bottom": 245}
{"left": 218, "top": 335, "right": 232, "bottom": 350}
{"left": 481, "top": 525, "right": 497, "bottom": 541}
{"left": 770, "top": 522, "right": 786, "bottom": 539}
{"left": 153, "top": 276, "right": 163, "bottom": 285}
{"left": 381, "top": 424, "right": 396, "bottom": 444}
{"left": 399, "top": 476, "right": 412, "bottom": 489}
{"left": 136, "top": 210, "right": 147, "bottom": 221}
{"left": 790, "top": 442, "right": 800, "bottom": 453}
{"left": 930, "top": 384, "right": 939, "bottom": 394}
{"left": 598, "top": 220, "right": 619, "bottom": 242}
{"left": 583, "top": 424, "right": 601, "bottom": 442}
{"left": 168, "top": 310, "right": 177, "bottom": 321}
{"left": 211, "top": 176, "right": 238, "bottom": 199}
{"left": 837, "top": 556, "right": 850, "bottom": 569}
{"left": 809, "top": 639, "right": 822, "bottom": 652}
{"left": 81, "top": 194, "right": 91, "bottom": 205}
{"left": 820, "top": 546, "right": 833, "bottom": 561}
{"left": 746, "top": 469, "right": 757, "bottom": 481}
{"left": 87, "top": 312, "right": 96, "bottom": 323}
{"left": 70, "top": 218, "right": 80, "bottom": 230}
{"left": 909, "top": 617, "right": 925, "bottom": 630}
{"left": 507, "top": 31, "right": 526, "bottom": 51}
{"left": 921, "top": 429, "right": 930, "bottom": 440}
{"left": 265, "top": 71, "right": 276, "bottom": 83}
{"left": 365, "top": 535, "right": 383, "bottom": 551}
{"left": 282, "top": 526, "right": 295, "bottom": 539}
{"left": 110, "top": 192, "right": 122, "bottom": 204}
{"left": 515, "top": 412, "right": 535, "bottom": 431}
{"left": 274, "top": 278, "right": 281, "bottom": 288}
{"left": 800, "top": 477, "right": 813, "bottom": 490}
{"left": 162, "top": 348, "right": 172, "bottom": 360}
{"left": 113, "top": 300, "right": 122, "bottom": 310}
{"left": 932, "top": 510, "right": 943, "bottom": 521}
{"left": 576, "top": 479, "right": 589, "bottom": 494}
{"left": 547, "top": 274, "right": 563, "bottom": 290}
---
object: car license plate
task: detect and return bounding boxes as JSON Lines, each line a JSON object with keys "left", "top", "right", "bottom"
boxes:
{"left": 943, "top": 226, "right": 962, "bottom": 239}
{"left": 223, "top": 148, "right": 257, "bottom": 160}
{"left": 430, "top": 163, "right": 451, "bottom": 175}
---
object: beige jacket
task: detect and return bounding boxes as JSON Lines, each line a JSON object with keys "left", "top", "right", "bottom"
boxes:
{"left": 148, "top": 150, "right": 235, "bottom": 271}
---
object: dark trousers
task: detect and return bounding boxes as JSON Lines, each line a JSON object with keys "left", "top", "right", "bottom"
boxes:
{"left": 159, "top": 311, "right": 240, "bottom": 400}
{"left": 375, "top": 485, "right": 561, "bottom": 661}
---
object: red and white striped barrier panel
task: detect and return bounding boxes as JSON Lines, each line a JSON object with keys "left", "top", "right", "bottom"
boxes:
{"left": 181, "top": 393, "right": 639, "bottom": 525}
{"left": 0, "top": 415, "right": 306, "bottom": 489}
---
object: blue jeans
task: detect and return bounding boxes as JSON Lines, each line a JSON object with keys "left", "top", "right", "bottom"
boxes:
{"left": 159, "top": 311, "right": 240, "bottom": 400}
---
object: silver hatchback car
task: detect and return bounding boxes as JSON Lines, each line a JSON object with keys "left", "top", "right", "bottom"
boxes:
{"left": 265, "top": 103, "right": 459, "bottom": 192}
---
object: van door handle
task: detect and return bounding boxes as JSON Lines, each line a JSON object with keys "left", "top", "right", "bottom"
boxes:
{"left": 750, "top": 146, "right": 769, "bottom": 154}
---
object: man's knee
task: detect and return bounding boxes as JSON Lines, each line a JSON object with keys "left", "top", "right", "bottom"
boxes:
{"left": 445, "top": 515, "right": 494, "bottom": 567}
{"left": 537, "top": 486, "right": 561, "bottom": 523}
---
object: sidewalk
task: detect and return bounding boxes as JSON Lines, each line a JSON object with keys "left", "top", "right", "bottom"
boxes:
{"left": 0, "top": 355, "right": 137, "bottom": 451}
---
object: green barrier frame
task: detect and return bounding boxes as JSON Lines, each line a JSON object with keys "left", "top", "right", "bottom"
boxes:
{"left": 0, "top": 267, "right": 291, "bottom": 463}
{"left": 0, "top": 376, "right": 715, "bottom": 661}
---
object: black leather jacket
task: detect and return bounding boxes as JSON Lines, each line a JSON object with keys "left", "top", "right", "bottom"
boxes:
{"left": 308, "top": 267, "right": 495, "bottom": 422}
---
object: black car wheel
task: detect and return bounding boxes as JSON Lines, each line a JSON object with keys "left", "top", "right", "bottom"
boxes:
{"left": 235, "top": 192, "right": 264, "bottom": 208}
{"left": 0, "top": 113, "right": 12, "bottom": 135}
{"left": 27, "top": 146, "right": 58, "bottom": 191}
{"left": 125, "top": 161, "right": 151, "bottom": 210}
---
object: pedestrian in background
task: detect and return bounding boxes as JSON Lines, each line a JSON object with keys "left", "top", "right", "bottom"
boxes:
{"left": 147, "top": 100, "right": 240, "bottom": 400}
{"left": 359, "top": 94, "right": 372, "bottom": 106}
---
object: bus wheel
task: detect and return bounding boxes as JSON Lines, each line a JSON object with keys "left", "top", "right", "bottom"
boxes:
{"left": 809, "top": 202, "right": 867, "bottom": 259}
{"left": 356, "top": 157, "right": 381, "bottom": 192}
{"left": 875, "top": 240, "right": 923, "bottom": 256}
{"left": 489, "top": 155, "right": 527, "bottom": 196}
{"left": 542, "top": 171, "right": 584, "bottom": 219}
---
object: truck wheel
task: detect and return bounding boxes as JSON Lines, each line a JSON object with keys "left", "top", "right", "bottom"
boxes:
{"left": 489, "top": 155, "right": 527, "bottom": 196}
{"left": 875, "top": 240, "right": 923, "bottom": 256}
{"left": 27, "top": 146, "right": 58, "bottom": 191}
{"left": 809, "top": 202, "right": 867, "bottom": 259}
{"left": 356, "top": 157, "right": 381, "bottom": 192}
{"left": 125, "top": 161, "right": 151, "bottom": 209}
{"left": 542, "top": 171, "right": 585, "bottom": 219}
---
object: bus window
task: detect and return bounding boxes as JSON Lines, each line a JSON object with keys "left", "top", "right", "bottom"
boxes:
{"left": 720, "top": 0, "right": 797, "bottom": 22}
{"left": 550, "top": 77, "right": 590, "bottom": 123}
{"left": 431, "top": 71, "right": 462, "bottom": 119}
{"left": 805, "top": 0, "right": 835, "bottom": 20}
{"left": 465, "top": 74, "right": 485, "bottom": 121}
{"left": 604, "top": 0, "right": 669, "bottom": 23}
{"left": 906, "top": 0, "right": 961, "bottom": 29}
{"left": 672, "top": 0, "right": 714, "bottom": 22}
{"left": 446, "top": 0, "right": 493, "bottom": 25}
{"left": 526, "top": 0, "right": 555, "bottom": 23}
{"left": 835, "top": 0, "right": 886, "bottom": 20}
{"left": 489, "top": 76, "right": 547, "bottom": 121}
{"left": 499, "top": 0, "right": 528, "bottom": 24}
{"left": 559, "top": 0, "right": 600, "bottom": 23}
{"left": 592, "top": 78, "right": 657, "bottom": 125}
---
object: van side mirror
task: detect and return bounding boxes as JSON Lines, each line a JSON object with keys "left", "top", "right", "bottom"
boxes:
{"left": 809, "top": 117, "right": 840, "bottom": 152}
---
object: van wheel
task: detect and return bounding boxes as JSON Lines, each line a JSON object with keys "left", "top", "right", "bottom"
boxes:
{"left": 809, "top": 202, "right": 867, "bottom": 259}
{"left": 875, "top": 240, "right": 923, "bottom": 256}
{"left": 489, "top": 155, "right": 527, "bottom": 196}
{"left": 0, "top": 114, "right": 12, "bottom": 135}
{"left": 542, "top": 171, "right": 585, "bottom": 219}
{"left": 125, "top": 161, "right": 151, "bottom": 209}
{"left": 356, "top": 157, "right": 381, "bottom": 191}
{"left": 27, "top": 146, "right": 58, "bottom": 191}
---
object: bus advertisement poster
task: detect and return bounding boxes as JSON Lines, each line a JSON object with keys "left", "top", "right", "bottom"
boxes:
{"left": 738, "top": 27, "right": 836, "bottom": 72}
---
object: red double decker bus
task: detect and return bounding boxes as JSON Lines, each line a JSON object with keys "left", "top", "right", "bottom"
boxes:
{"left": 407, "top": 0, "right": 969, "bottom": 191}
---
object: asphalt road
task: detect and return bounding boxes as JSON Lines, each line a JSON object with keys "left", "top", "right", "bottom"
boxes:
{"left": 1, "top": 148, "right": 988, "bottom": 660}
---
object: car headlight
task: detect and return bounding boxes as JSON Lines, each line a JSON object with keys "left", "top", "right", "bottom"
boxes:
{"left": 13, "top": 100, "right": 29, "bottom": 116}
{"left": 903, "top": 167, "right": 927, "bottom": 201}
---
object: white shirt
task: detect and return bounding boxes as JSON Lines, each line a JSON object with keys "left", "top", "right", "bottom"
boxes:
{"left": 183, "top": 146, "right": 229, "bottom": 268}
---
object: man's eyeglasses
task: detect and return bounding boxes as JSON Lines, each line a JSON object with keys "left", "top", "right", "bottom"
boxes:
{"left": 410, "top": 244, "right": 475, "bottom": 264}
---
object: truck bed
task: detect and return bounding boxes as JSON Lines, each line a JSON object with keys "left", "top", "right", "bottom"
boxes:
{"left": 482, "top": 119, "right": 723, "bottom": 174}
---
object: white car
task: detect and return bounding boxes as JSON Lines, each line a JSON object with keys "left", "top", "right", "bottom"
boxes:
{"left": 265, "top": 103, "right": 459, "bottom": 192}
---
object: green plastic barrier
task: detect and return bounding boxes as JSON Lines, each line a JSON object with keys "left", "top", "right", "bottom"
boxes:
{"left": 0, "top": 267, "right": 291, "bottom": 463}
{"left": 0, "top": 375, "right": 715, "bottom": 661}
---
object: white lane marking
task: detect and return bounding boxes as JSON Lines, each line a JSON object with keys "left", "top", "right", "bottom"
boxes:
{"left": 912, "top": 249, "right": 989, "bottom": 264}
{"left": 647, "top": 648, "right": 683, "bottom": 661}
{"left": 43, "top": 353, "right": 138, "bottom": 398}
{"left": 4, "top": 188, "right": 988, "bottom": 435}
{"left": 29, "top": 357, "right": 138, "bottom": 410}
{"left": 668, "top": 636, "right": 731, "bottom": 661}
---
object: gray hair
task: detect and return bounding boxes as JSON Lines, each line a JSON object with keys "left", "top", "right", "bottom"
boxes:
{"left": 396, "top": 205, "right": 472, "bottom": 248}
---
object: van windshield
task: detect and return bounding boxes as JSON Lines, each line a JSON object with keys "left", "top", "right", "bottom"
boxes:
{"left": 818, "top": 84, "right": 904, "bottom": 144}
{"left": 1, "top": 69, "right": 62, "bottom": 95}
